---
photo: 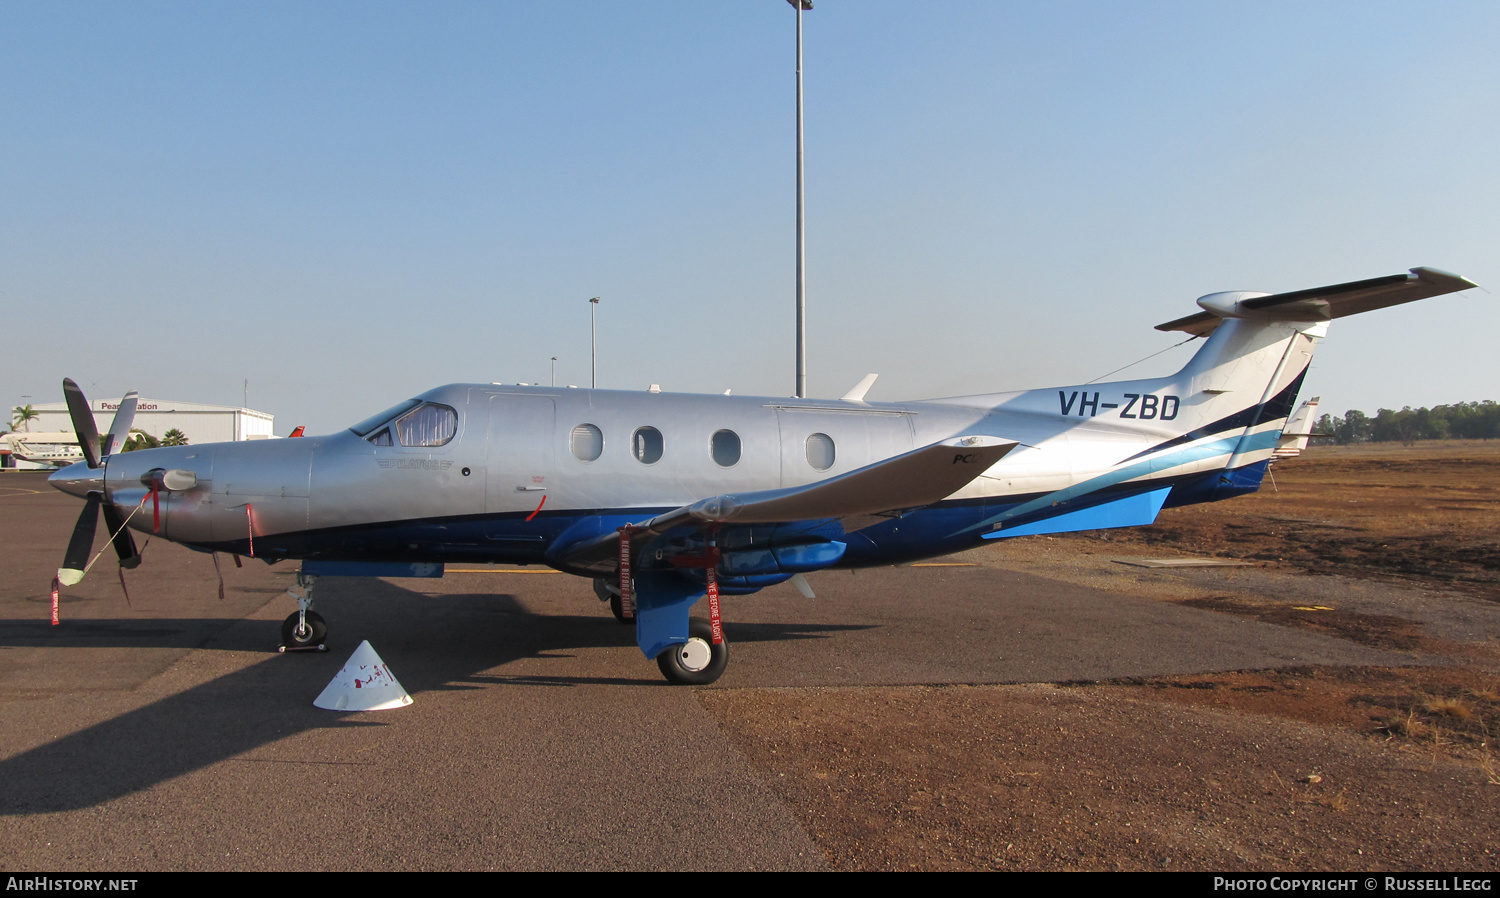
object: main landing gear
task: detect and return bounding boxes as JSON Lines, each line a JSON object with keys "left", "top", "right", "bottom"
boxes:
{"left": 655, "top": 618, "right": 728, "bottom": 686}
{"left": 595, "top": 576, "right": 728, "bottom": 685}
{"left": 278, "top": 573, "right": 328, "bottom": 653}
{"left": 594, "top": 576, "right": 634, "bottom": 625}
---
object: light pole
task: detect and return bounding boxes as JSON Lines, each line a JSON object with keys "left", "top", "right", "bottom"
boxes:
{"left": 789, "top": 0, "right": 812, "bottom": 398}
{"left": 551, "top": 357, "right": 558, "bottom": 387}
{"left": 589, "top": 297, "right": 600, "bottom": 389}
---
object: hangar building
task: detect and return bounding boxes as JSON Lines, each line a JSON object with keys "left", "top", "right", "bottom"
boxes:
{"left": 27, "top": 396, "right": 276, "bottom": 446}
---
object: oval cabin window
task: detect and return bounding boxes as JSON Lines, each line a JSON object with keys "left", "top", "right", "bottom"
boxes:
{"left": 711, "top": 429, "right": 741, "bottom": 467}
{"left": 570, "top": 423, "right": 603, "bottom": 462}
{"left": 632, "top": 426, "right": 664, "bottom": 464}
{"left": 805, "top": 432, "right": 835, "bottom": 471}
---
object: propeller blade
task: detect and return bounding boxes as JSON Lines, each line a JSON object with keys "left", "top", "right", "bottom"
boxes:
{"left": 102, "top": 391, "right": 138, "bottom": 457}
{"left": 100, "top": 502, "right": 142, "bottom": 569}
{"left": 59, "top": 493, "right": 101, "bottom": 586}
{"left": 62, "top": 378, "right": 101, "bottom": 469}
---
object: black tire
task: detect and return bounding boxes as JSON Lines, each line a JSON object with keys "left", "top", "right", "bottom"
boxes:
{"left": 597, "top": 576, "right": 634, "bottom": 624}
{"left": 608, "top": 591, "right": 635, "bottom": 625}
{"left": 281, "top": 610, "right": 327, "bottom": 648}
{"left": 655, "top": 618, "right": 727, "bottom": 685}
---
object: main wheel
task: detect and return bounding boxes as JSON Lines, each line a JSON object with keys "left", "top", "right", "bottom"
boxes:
{"left": 656, "top": 618, "right": 727, "bottom": 685}
{"left": 281, "top": 610, "right": 327, "bottom": 648}
{"left": 596, "top": 576, "right": 634, "bottom": 624}
{"left": 608, "top": 592, "right": 635, "bottom": 625}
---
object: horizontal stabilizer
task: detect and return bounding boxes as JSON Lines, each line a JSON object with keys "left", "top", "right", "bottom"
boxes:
{"left": 1156, "top": 267, "right": 1478, "bottom": 336}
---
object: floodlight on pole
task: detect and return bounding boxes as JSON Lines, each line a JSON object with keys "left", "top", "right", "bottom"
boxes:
{"left": 551, "top": 357, "right": 558, "bottom": 387}
{"left": 589, "top": 297, "right": 600, "bottom": 389}
{"left": 788, "top": 0, "right": 812, "bottom": 398}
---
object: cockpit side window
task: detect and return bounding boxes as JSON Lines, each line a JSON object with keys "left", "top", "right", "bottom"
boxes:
{"left": 394, "top": 403, "right": 458, "bottom": 447}
{"left": 368, "top": 428, "right": 393, "bottom": 447}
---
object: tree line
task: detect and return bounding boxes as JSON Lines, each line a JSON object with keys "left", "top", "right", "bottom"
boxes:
{"left": 1316, "top": 401, "right": 1500, "bottom": 445}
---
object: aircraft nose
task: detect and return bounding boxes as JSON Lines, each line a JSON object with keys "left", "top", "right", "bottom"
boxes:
{"left": 49, "top": 461, "right": 103, "bottom": 499}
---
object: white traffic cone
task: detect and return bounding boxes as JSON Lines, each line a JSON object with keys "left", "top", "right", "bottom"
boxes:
{"left": 313, "top": 640, "right": 413, "bottom": 711}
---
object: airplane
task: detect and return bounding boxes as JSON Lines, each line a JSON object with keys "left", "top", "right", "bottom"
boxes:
{"left": 46, "top": 266, "right": 1477, "bottom": 684}
{"left": 2, "top": 432, "right": 87, "bottom": 468}
{"left": 1271, "top": 397, "right": 1321, "bottom": 461}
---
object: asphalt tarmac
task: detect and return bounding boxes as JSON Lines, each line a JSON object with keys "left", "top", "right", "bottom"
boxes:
{"left": 0, "top": 473, "right": 1417, "bottom": 871}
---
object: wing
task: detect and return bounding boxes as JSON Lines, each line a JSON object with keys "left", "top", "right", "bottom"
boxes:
{"left": 549, "top": 435, "right": 1017, "bottom": 576}
{"left": 1156, "top": 267, "right": 1479, "bottom": 336}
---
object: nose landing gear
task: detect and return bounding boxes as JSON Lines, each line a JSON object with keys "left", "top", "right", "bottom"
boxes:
{"left": 278, "top": 573, "right": 328, "bottom": 653}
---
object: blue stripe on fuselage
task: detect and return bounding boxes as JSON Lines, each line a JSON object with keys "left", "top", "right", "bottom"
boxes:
{"left": 953, "top": 430, "right": 1279, "bottom": 537}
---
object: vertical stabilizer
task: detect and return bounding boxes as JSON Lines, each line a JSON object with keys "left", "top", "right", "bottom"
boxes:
{"left": 1274, "top": 397, "right": 1321, "bottom": 459}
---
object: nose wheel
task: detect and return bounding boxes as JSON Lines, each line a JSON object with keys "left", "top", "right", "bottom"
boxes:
{"left": 278, "top": 573, "right": 328, "bottom": 653}
{"left": 655, "top": 618, "right": 727, "bottom": 685}
{"left": 280, "top": 610, "right": 327, "bottom": 652}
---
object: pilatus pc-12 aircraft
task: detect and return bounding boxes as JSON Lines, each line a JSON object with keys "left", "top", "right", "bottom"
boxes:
{"left": 48, "top": 267, "right": 1477, "bottom": 684}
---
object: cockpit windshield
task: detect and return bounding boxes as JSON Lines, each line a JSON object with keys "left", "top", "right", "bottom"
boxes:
{"left": 394, "top": 403, "right": 457, "bottom": 447}
{"left": 350, "top": 400, "right": 458, "bottom": 448}
{"left": 348, "top": 399, "right": 421, "bottom": 437}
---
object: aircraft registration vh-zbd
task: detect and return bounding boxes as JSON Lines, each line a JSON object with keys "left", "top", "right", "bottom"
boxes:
{"left": 48, "top": 267, "right": 1477, "bottom": 684}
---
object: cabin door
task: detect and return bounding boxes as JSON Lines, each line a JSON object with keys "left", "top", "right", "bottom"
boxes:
{"left": 485, "top": 394, "right": 557, "bottom": 514}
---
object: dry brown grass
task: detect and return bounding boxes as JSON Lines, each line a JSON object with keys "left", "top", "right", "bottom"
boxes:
{"left": 1425, "top": 696, "right": 1477, "bottom": 722}
{"left": 1380, "top": 709, "right": 1433, "bottom": 741}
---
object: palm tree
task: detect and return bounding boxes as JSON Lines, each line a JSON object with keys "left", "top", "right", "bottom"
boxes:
{"left": 11, "top": 405, "right": 38, "bottom": 432}
{"left": 161, "top": 428, "right": 189, "bottom": 446}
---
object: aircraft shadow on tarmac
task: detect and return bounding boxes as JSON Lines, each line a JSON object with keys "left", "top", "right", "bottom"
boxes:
{"left": 0, "top": 577, "right": 868, "bottom": 815}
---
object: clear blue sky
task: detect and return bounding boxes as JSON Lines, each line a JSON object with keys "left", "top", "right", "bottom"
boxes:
{"left": 3, "top": 1, "right": 1496, "bottom": 435}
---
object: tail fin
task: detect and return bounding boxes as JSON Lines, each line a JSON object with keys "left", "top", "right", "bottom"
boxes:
{"left": 1151, "top": 267, "right": 1476, "bottom": 502}
{"left": 941, "top": 267, "right": 1475, "bottom": 482}
{"left": 1154, "top": 266, "right": 1477, "bottom": 438}
{"left": 1274, "top": 397, "right": 1320, "bottom": 459}
{"left": 943, "top": 267, "right": 1475, "bottom": 537}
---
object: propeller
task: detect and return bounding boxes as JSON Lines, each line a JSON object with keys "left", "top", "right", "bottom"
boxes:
{"left": 102, "top": 391, "right": 137, "bottom": 457}
{"left": 56, "top": 379, "right": 142, "bottom": 586}
{"left": 61, "top": 378, "right": 102, "bottom": 469}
